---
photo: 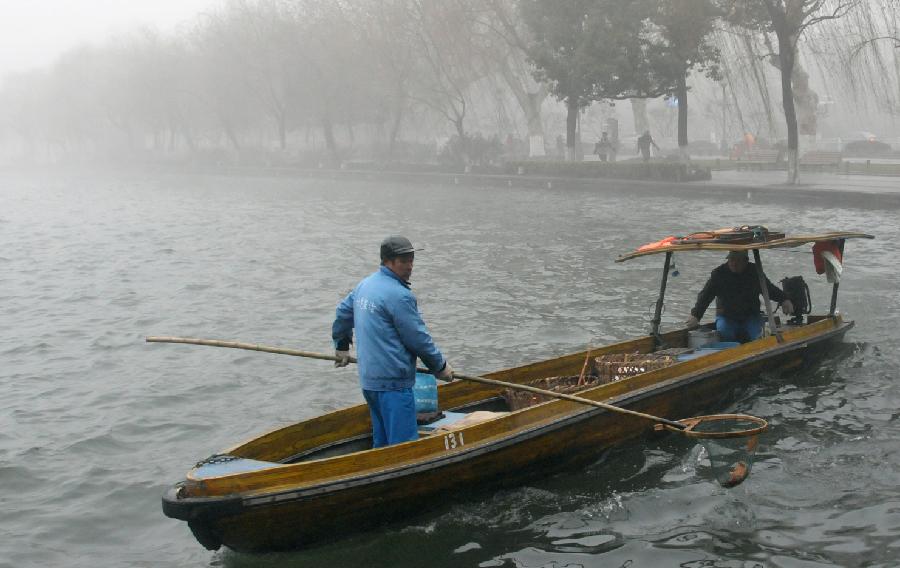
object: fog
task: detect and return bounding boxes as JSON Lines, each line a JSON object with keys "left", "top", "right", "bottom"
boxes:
{"left": 1, "top": 0, "right": 898, "bottom": 169}
{"left": 0, "top": 1, "right": 212, "bottom": 77}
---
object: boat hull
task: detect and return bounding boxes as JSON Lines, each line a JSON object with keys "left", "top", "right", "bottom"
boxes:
{"left": 164, "top": 319, "right": 853, "bottom": 552}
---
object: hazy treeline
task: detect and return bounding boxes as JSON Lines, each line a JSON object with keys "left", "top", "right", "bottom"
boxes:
{"left": 0, "top": 0, "right": 897, "bottom": 168}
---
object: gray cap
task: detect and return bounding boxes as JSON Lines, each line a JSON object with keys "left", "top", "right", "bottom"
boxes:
{"left": 380, "top": 235, "right": 422, "bottom": 260}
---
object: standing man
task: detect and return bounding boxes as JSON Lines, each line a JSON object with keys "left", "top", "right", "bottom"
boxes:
{"left": 685, "top": 250, "right": 793, "bottom": 343}
{"left": 332, "top": 235, "right": 453, "bottom": 448}
{"left": 637, "top": 130, "right": 659, "bottom": 161}
{"left": 594, "top": 132, "right": 613, "bottom": 162}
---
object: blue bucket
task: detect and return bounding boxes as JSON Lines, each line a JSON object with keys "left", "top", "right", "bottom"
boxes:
{"left": 413, "top": 372, "right": 438, "bottom": 413}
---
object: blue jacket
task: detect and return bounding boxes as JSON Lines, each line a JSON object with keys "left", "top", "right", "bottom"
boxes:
{"left": 332, "top": 266, "right": 446, "bottom": 391}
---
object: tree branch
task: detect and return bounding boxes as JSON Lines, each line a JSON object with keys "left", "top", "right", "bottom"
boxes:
{"left": 798, "top": 0, "right": 859, "bottom": 37}
{"left": 850, "top": 35, "right": 900, "bottom": 60}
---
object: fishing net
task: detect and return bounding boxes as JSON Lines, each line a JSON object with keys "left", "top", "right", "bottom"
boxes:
{"left": 663, "top": 414, "right": 767, "bottom": 488}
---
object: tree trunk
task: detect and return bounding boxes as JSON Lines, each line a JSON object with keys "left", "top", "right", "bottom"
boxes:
{"left": 566, "top": 96, "right": 579, "bottom": 162}
{"left": 791, "top": 58, "right": 818, "bottom": 136}
{"left": 453, "top": 115, "right": 469, "bottom": 165}
{"left": 387, "top": 96, "right": 405, "bottom": 158}
{"left": 221, "top": 119, "right": 241, "bottom": 152}
{"left": 631, "top": 98, "right": 649, "bottom": 136}
{"left": 277, "top": 116, "right": 287, "bottom": 151}
{"left": 181, "top": 124, "right": 197, "bottom": 154}
{"left": 676, "top": 72, "right": 690, "bottom": 164}
{"left": 497, "top": 59, "right": 548, "bottom": 158}
{"left": 777, "top": 34, "right": 799, "bottom": 184}
{"left": 525, "top": 92, "right": 546, "bottom": 157}
{"left": 322, "top": 114, "right": 340, "bottom": 165}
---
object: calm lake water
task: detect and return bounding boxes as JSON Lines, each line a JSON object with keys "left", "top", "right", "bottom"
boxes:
{"left": 2, "top": 169, "right": 898, "bottom": 568}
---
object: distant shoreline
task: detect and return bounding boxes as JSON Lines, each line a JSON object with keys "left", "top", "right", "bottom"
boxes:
{"left": 4, "top": 162, "right": 898, "bottom": 210}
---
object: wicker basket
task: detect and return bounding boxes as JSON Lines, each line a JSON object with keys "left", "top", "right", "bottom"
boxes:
{"left": 502, "top": 352, "right": 681, "bottom": 411}
{"left": 592, "top": 352, "right": 677, "bottom": 383}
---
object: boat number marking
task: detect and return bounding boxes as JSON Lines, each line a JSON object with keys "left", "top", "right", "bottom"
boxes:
{"left": 443, "top": 432, "right": 464, "bottom": 450}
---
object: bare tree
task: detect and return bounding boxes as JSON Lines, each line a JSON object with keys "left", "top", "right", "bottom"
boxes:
{"left": 350, "top": 0, "right": 418, "bottom": 158}
{"left": 406, "top": 0, "right": 486, "bottom": 163}
{"left": 475, "top": 0, "right": 550, "bottom": 156}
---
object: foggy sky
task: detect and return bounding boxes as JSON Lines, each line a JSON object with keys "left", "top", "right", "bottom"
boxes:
{"left": 0, "top": 0, "right": 215, "bottom": 79}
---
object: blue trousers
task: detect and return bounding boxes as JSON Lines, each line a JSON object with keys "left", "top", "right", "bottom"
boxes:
{"left": 716, "top": 314, "right": 763, "bottom": 343}
{"left": 362, "top": 388, "right": 419, "bottom": 448}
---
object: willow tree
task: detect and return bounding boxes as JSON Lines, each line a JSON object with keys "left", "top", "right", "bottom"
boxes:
{"left": 804, "top": 0, "right": 900, "bottom": 119}
{"left": 723, "top": 0, "right": 859, "bottom": 184}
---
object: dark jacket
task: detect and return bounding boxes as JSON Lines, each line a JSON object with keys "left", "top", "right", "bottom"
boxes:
{"left": 691, "top": 262, "right": 786, "bottom": 321}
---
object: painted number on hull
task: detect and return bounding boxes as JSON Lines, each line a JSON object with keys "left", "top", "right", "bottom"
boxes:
{"left": 443, "top": 432, "right": 465, "bottom": 450}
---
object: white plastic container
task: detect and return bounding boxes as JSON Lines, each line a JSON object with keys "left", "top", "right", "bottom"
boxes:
{"left": 688, "top": 329, "right": 719, "bottom": 349}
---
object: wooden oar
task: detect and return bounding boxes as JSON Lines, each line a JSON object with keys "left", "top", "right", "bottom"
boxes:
{"left": 146, "top": 335, "right": 688, "bottom": 430}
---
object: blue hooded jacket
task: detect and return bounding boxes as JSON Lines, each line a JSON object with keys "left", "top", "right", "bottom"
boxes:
{"left": 332, "top": 266, "right": 446, "bottom": 391}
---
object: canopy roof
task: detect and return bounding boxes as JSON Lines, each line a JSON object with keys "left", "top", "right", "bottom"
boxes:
{"left": 616, "top": 231, "right": 874, "bottom": 262}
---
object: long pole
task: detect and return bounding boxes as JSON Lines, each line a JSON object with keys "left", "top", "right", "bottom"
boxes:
{"left": 145, "top": 336, "right": 687, "bottom": 430}
{"left": 752, "top": 249, "right": 783, "bottom": 343}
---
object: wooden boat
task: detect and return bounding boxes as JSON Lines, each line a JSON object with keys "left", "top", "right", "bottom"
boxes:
{"left": 161, "top": 230, "right": 872, "bottom": 552}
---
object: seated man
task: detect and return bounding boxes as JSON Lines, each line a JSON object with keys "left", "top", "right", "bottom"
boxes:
{"left": 685, "top": 250, "right": 794, "bottom": 343}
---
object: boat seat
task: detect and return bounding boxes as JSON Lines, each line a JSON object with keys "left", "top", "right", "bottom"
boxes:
{"left": 419, "top": 411, "right": 507, "bottom": 435}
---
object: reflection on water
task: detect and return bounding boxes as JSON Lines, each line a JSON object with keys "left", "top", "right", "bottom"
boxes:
{"left": 1, "top": 170, "right": 898, "bottom": 567}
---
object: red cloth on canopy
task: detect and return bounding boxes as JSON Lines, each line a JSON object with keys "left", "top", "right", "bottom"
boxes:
{"left": 812, "top": 240, "right": 842, "bottom": 274}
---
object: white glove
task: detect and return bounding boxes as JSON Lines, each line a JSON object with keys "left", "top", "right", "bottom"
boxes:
{"left": 781, "top": 299, "right": 794, "bottom": 316}
{"left": 685, "top": 315, "right": 700, "bottom": 330}
{"left": 435, "top": 362, "right": 454, "bottom": 381}
{"left": 334, "top": 350, "right": 351, "bottom": 368}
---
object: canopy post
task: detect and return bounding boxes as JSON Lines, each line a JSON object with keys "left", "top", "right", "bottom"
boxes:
{"left": 651, "top": 252, "right": 672, "bottom": 347}
{"left": 753, "top": 249, "right": 783, "bottom": 343}
{"left": 828, "top": 239, "right": 846, "bottom": 317}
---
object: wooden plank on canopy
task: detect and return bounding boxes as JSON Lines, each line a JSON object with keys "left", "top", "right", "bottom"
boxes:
{"left": 616, "top": 231, "right": 874, "bottom": 262}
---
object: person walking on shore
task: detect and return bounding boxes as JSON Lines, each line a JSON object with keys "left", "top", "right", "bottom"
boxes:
{"left": 637, "top": 130, "right": 659, "bottom": 161}
{"left": 594, "top": 132, "right": 613, "bottom": 162}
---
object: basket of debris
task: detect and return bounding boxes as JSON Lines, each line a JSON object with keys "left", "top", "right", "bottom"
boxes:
{"left": 592, "top": 352, "right": 677, "bottom": 383}
{"left": 502, "top": 374, "right": 604, "bottom": 411}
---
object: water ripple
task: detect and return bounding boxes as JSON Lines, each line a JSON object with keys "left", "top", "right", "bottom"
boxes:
{"left": 2, "top": 170, "right": 899, "bottom": 568}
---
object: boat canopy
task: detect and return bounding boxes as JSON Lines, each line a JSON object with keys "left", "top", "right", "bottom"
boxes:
{"left": 617, "top": 231, "right": 874, "bottom": 262}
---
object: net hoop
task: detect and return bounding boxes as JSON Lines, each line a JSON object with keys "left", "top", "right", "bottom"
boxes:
{"left": 664, "top": 413, "right": 768, "bottom": 439}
